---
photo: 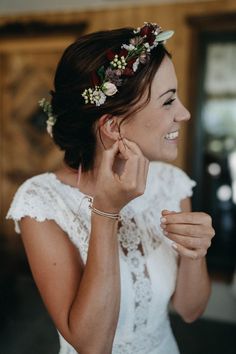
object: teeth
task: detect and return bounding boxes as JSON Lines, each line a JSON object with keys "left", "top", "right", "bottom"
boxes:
{"left": 165, "top": 131, "right": 179, "bottom": 140}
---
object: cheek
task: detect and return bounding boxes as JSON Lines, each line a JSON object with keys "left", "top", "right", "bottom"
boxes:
{"left": 143, "top": 119, "right": 169, "bottom": 138}
{"left": 144, "top": 122, "right": 151, "bottom": 128}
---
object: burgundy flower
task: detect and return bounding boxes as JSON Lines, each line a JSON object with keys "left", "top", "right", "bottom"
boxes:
{"left": 146, "top": 33, "right": 156, "bottom": 46}
{"left": 123, "top": 68, "right": 135, "bottom": 77}
{"left": 140, "top": 24, "right": 152, "bottom": 37}
{"left": 119, "top": 48, "right": 128, "bottom": 57}
{"left": 126, "top": 58, "right": 137, "bottom": 69}
{"left": 91, "top": 71, "right": 100, "bottom": 86}
{"left": 106, "top": 49, "right": 116, "bottom": 61}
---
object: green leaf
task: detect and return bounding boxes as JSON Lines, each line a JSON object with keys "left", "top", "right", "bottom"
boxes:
{"left": 97, "top": 66, "right": 105, "bottom": 81}
{"left": 156, "top": 30, "right": 174, "bottom": 42}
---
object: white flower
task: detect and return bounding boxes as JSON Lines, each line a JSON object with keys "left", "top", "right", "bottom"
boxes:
{"left": 133, "top": 27, "right": 140, "bottom": 34}
{"left": 93, "top": 89, "right": 107, "bottom": 106}
{"left": 46, "top": 124, "right": 53, "bottom": 137}
{"left": 82, "top": 87, "right": 107, "bottom": 106}
{"left": 102, "top": 82, "right": 118, "bottom": 96}
{"left": 132, "top": 58, "right": 140, "bottom": 72}
{"left": 122, "top": 43, "right": 135, "bottom": 51}
{"left": 46, "top": 115, "right": 56, "bottom": 138}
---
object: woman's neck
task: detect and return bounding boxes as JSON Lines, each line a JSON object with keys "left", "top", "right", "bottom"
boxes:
{"left": 54, "top": 156, "right": 125, "bottom": 196}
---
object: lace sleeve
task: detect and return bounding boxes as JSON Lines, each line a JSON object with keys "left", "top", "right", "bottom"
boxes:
{"left": 171, "top": 165, "right": 196, "bottom": 201}
{"left": 6, "top": 178, "right": 59, "bottom": 234}
{"left": 149, "top": 162, "right": 196, "bottom": 204}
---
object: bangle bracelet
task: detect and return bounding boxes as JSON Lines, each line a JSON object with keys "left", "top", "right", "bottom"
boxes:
{"left": 88, "top": 199, "right": 121, "bottom": 221}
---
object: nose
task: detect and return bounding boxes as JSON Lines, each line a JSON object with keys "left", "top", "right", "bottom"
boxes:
{"left": 174, "top": 100, "right": 191, "bottom": 122}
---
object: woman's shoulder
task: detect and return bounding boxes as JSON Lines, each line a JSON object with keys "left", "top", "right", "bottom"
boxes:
{"left": 15, "top": 172, "right": 53, "bottom": 191}
{"left": 6, "top": 172, "right": 77, "bottom": 230}
{"left": 12, "top": 171, "right": 80, "bottom": 196}
{"left": 8, "top": 172, "right": 62, "bottom": 207}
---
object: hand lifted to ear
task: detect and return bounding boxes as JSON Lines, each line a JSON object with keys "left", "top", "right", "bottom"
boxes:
{"left": 93, "top": 138, "right": 149, "bottom": 213}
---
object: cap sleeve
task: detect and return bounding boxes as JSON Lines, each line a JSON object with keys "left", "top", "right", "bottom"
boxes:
{"left": 6, "top": 177, "right": 60, "bottom": 234}
{"left": 149, "top": 162, "right": 196, "bottom": 203}
{"left": 170, "top": 165, "right": 196, "bottom": 201}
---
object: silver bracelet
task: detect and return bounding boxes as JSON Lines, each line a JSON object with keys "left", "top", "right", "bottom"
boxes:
{"left": 88, "top": 199, "right": 121, "bottom": 221}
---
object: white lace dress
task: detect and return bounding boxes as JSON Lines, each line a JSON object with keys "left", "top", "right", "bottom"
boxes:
{"left": 7, "top": 161, "right": 196, "bottom": 354}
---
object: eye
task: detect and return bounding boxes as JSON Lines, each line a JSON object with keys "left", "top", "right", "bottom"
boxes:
{"left": 163, "top": 98, "right": 176, "bottom": 106}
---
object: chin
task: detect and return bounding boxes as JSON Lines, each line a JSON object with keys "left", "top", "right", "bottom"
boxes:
{"left": 148, "top": 155, "right": 177, "bottom": 163}
{"left": 165, "top": 152, "right": 178, "bottom": 161}
{"left": 144, "top": 145, "right": 178, "bottom": 162}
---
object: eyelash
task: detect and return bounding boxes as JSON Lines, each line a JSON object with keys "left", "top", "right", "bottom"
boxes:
{"left": 163, "top": 98, "right": 176, "bottom": 106}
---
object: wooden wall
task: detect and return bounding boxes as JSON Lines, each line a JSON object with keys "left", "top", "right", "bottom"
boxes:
{"left": 1, "top": 0, "right": 236, "bottom": 241}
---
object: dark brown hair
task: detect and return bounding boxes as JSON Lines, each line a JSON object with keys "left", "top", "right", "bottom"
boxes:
{"left": 51, "top": 27, "right": 171, "bottom": 172}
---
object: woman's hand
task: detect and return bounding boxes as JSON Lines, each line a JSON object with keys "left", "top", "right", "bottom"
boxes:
{"left": 160, "top": 210, "right": 215, "bottom": 260}
{"left": 94, "top": 138, "right": 149, "bottom": 213}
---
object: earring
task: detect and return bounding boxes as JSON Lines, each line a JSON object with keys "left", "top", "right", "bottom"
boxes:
{"left": 77, "top": 163, "right": 82, "bottom": 187}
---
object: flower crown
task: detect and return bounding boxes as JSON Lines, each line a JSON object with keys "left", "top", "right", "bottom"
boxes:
{"left": 82, "top": 22, "right": 174, "bottom": 106}
{"left": 39, "top": 22, "right": 174, "bottom": 137}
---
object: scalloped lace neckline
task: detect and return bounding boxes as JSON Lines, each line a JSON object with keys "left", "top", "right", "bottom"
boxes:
{"left": 48, "top": 172, "right": 93, "bottom": 199}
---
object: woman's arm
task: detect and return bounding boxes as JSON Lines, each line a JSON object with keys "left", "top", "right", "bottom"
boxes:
{"left": 20, "top": 210, "right": 120, "bottom": 354}
{"left": 20, "top": 138, "right": 149, "bottom": 354}
{"left": 160, "top": 197, "right": 214, "bottom": 323}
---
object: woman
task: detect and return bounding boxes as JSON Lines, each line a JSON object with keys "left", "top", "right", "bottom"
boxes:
{"left": 7, "top": 22, "right": 215, "bottom": 354}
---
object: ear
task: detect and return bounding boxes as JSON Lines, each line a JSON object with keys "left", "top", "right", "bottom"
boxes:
{"left": 98, "top": 114, "right": 120, "bottom": 141}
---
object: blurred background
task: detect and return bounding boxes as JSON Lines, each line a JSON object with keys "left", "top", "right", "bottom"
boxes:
{"left": 0, "top": 1, "right": 236, "bottom": 353}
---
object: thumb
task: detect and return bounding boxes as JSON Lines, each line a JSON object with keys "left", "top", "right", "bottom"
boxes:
{"left": 161, "top": 209, "right": 177, "bottom": 215}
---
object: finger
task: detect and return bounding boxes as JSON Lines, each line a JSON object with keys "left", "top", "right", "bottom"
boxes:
{"left": 118, "top": 138, "right": 135, "bottom": 160}
{"left": 123, "top": 138, "right": 149, "bottom": 184}
{"left": 165, "top": 232, "right": 212, "bottom": 249}
{"left": 102, "top": 140, "right": 120, "bottom": 170}
{"left": 118, "top": 140, "right": 143, "bottom": 179}
{"left": 136, "top": 157, "right": 149, "bottom": 193}
{"left": 118, "top": 138, "right": 149, "bottom": 193}
{"left": 160, "top": 211, "right": 212, "bottom": 226}
{"left": 123, "top": 138, "right": 144, "bottom": 156}
{"left": 142, "top": 158, "right": 150, "bottom": 184}
{"left": 171, "top": 242, "right": 207, "bottom": 260}
{"left": 120, "top": 154, "right": 140, "bottom": 186}
{"left": 162, "top": 209, "right": 176, "bottom": 215}
{"left": 162, "top": 223, "right": 213, "bottom": 238}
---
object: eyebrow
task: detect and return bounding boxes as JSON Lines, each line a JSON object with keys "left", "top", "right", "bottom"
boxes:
{"left": 158, "top": 89, "right": 176, "bottom": 98}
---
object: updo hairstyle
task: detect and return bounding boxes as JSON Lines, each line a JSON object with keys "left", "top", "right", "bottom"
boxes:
{"left": 51, "top": 27, "right": 171, "bottom": 172}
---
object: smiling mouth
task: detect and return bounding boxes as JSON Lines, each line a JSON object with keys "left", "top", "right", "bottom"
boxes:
{"left": 164, "top": 130, "right": 179, "bottom": 140}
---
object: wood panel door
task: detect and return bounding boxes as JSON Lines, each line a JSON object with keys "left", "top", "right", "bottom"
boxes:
{"left": 0, "top": 30, "right": 86, "bottom": 243}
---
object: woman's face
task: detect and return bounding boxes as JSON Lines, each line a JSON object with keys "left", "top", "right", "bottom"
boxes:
{"left": 120, "top": 55, "right": 190, "bottom": 162}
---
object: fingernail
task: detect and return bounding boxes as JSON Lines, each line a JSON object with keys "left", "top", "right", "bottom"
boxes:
{"left": 171, "top": 242, "right": 178, "bottom": 250}
{"left": 163, "top": 231, "right": 168, "bottom": 236}
{"left": 160, "top": 217, "right": 167, "bottom": 223}
{"left": 160, "top": 223, "right": 166, "bottom": 229}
